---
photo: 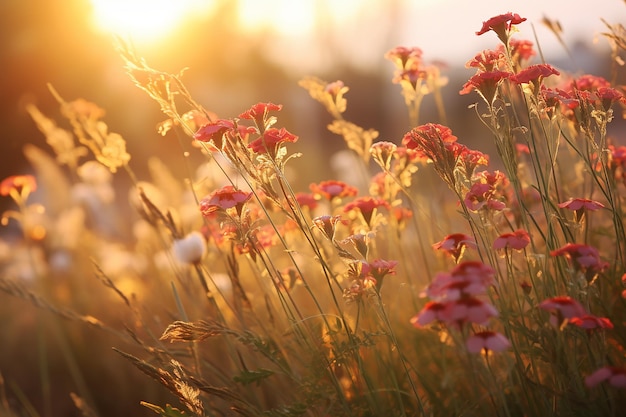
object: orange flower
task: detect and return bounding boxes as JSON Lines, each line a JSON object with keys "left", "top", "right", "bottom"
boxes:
{"left": 0, "top": 175, "right": 37, "bottom": 202}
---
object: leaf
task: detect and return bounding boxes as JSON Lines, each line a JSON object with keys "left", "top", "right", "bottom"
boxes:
{"left": 233, "top": 368, "right": 274, "bottom": 386}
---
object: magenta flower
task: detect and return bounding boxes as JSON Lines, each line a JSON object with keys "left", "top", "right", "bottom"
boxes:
{"left": 200, "top": 185, "right": 252, "bottom": 217}
{"left": 433, "top": 233, "right": 476, "bottom": 263}
{"left": 585, "top": 367, "right": 626, "bottom": 388}
{"left": 493, "top": 229, "right": 531, "bottom": 252}
{"left": 466, "top": 331, "right": 511, "bottom": 354}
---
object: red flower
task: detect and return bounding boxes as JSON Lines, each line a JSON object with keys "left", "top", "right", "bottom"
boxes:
{"left": 550, "top": 243, "right": 608, "bottom": 282}
{"left": 310, "top": 180, "right": 358, "bottom": 201}
{"left": 0, "top": 175, "right": 37, "bottom": 200}
{"left": 539, "top": 295, "right": 587, "bottom": 328}
{"left": 476, "top": 13, "right": 527, "bottom": 42}
{"left": 294, "top": 192, "right": 318, "bottom": 210}
{"left": 363, "top": 258, "right": 398, "bottom": 291}
{"left": 493, "top": 229, "right": 531, "bottom": 251}
{"left": 466, "top": 331, "right": 511, "bottom": 354}
{"left": 343, "top": 196, "right": 390, "bottom": 225}
{"left": 432, "top": 233, "right": 476, "bottom": 263}
{"left": 509, "top": 64, "right": 560, "bottom": 85}
{"left": 569, "top": 315, "right": 613, "bottom": 330}
{"left": 558, "top": 198, "right": 604, "bottom": 221}
{"left": 460, "top": 70, "right": 511, "bottom": 104}
{"left": 199, "top": 185, "right": 252, "bottom": 216}
{"left": 573, "top": 74, "right": 612, "bottom": 91}
{"left": 465, "top": 49, "right": 505, "bottom": 71}
{"left": 506, "top": 39, "right": 536, "bottom": 63}
{"left": 247, "top": 127, "right": 298, "bottom": 156}
{"left": 585, "top": 367, "right": 626, "bottom": 388}
{"left": 193, "top": 119, "right": 236, "bottom": 149}
{"left": 238, "top": 102, "right": 282, "bottom": 131}
{"left": 424, "top": 261, "right": 495, "bottom": 301}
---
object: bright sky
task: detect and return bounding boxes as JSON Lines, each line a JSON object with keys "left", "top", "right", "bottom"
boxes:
{"left": 88, "top": 0, "right": 624, "bottom": 72}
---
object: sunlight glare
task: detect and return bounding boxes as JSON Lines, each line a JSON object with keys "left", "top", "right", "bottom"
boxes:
{"left": 237, "top": 0, "right": 316, "bottom": 36}
{"left": 89, "top": 0, "right": 214, "bottom": 44}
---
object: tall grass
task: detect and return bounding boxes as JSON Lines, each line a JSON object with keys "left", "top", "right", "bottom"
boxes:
{"left": 1, "top": 10, "right": 626, "bottom": 417}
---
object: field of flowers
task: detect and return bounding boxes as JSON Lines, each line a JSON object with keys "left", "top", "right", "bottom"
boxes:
{"left": 1, "top": 10, "right": 626, "bottom": 417}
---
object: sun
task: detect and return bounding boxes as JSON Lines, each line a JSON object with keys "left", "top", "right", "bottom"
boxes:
{"left": 89, "top": 0, "right": 214, "bottom": 45}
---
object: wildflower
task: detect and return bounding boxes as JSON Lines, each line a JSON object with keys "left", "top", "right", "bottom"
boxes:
{"left": 444, "top": 297, "right": 499, "bottom": 327}
{"left": 1, "top": 175, "right": 37, "bottom": 203}
{"left": 458, "top": 148, "right": 489, "bottom": 180}
{"left": 550, "top": 243, "right": 608, "bottom": 283}
{"left": 539, "top": 296, "right": 587, "bottom": 328}
{"left": 370, "top": 141, "right": 398, "bottom": 170}
{"left": 464, "top": 182, "right": 506, "bottom": 212}
{"left": 310, "top": 180, "right": 358, "bottom": 201}
{"left": 585, "top": 367, "right": 626, "bottom": 388}
{"left": 509, "top": 64, "right": 560, "bottom": 85}
{"left": 569, "top": 315, "right": 614, "bottom": 330}
{"left": 294, "top": 192, "right": 318, "bottom": 210}
{"left": 476, "top": 12, "right": 527, "bottom": 44}
{"left": 199, "top": 185, "right": 252, "bottom": 217}
{"left": 466, "top": 331, "right": 511, "bottom": 354}
{"left": 248, "top": 127, "right": 298, "bottom": 157}
{"left": 312, "top": 215, "right": 343, "bottom": 241}
{"left": 384, "top": 46, "right": 423, "bottom": 69}
{"left": 410, "top": 301, "right": 448, "bottom": 327}
{"left": 573, "top": 74, "right": 612, "bottom": 91}
{"left": 172, "top": 231, "right": 207, "bottom": 264}
{"left": 558, "top": 198, "right": 604, "bottom": 222}
{"left": 365, "top": 258, "right": 398, "bottom": 291}
{"left": 343, "top": 196, "right": 390, "bottom": 226}
{"left": 193, "top": 119, "right": 236, "bottom": 149}
{"left": 460, "top": 70, "right": 512, "bottom": 105}
{"left": 238, "top": 102, "right": 282, "bottom": 132}
{"left": 432, "top": 233, "right": 476, "bottom": 263}
{"left": 594, "top": 87, "right": 626, "bottom": 112}
{"left": 425, "top": 261, "right": 496, "bottom": 300}
{"left": 465, "top": 49, "right": 505, "bottom": 72}
{"left": 493, "top": 229, "right": 531, "bottom": 252}
{"left": 505, "top": 39, "right": 536, "bottom": 64}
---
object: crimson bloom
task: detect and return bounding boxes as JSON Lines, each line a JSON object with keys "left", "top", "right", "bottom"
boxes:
{"left": 238, "top": 102, "right": 282, "bottom": 131}
{"left": 460, "top": 70, "right": 511, "bottom": 104}
{"left": 199, "top": 185, "right": 252, "bottom": 217}
{"left": 193, "top": 119, "right": 236, "bottom": 149}
{"left": 585, "top": 367, "right": 626, "bottom": 388}
{"left": 432, "top": 233, "right": 476, "bottom": 263}
{"left": 466, "top": 331, "right": 511, "bottom": 354}
{"left": 248, "top": 127, "right": 298, "bottom": 156}
{"left": 476, "top": 12, "right": 527, "bottom": 44}
{"left": 539, "top": 295, "right": 587, "bottom": 328}
{"left": 493, "top": 229, "right": 531, "bottom": 252}
{"left": 509, "top": 64, "right": 560, "bottom": 85}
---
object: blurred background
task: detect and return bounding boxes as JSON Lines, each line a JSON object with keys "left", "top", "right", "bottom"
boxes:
{"left": 1, "top": 0, "right": 624, "bottom": 415}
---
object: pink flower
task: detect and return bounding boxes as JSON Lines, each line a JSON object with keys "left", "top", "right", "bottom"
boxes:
{"left": 466, "top": 331, "right": 511, "bottom": 354}
{"left": 410, "top": 301, "right": 447, "bottom": 327}
{"left": 199, "top": 185, "right": 252, "bottom": 217}
{"left": 294, "top": 192, "right": 318, "bottom": 210}
{"left": 493, "top": 229, "right": 531, "bottom": 251}
{"left": 585, "top": 367, "right": 626, "bottom": 388}
{"left": 432, "top": 233, "right": 476, "bottom": 263}
{"left": 550, "top": 243, "right": 608, "bottom": 282}
{"left": 539, "top": 296, "right": 587, "bottom": 319}
{"left": 310, "top": 180, "right": 358, "bottom": 201}
{"left": 247, "top": 127, "right": 298, "bottom": 156}
{"left": 445, "top": 297, "right": 498, "bottom": 327}
{"left": 465, "top": 49, "right": 505, "bottom": 71}
{"left": 558, "top": 198, "right": 604, "bottom": 221}
{"left": 384, "top": 46, "right": 423, "bottom": 69}
{"left": 569, "top": 315, "right": 613, "bottom": 330}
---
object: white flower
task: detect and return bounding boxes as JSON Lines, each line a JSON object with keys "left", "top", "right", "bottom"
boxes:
{"left": 172, "top": 231, "right": 206, "bottom": 264}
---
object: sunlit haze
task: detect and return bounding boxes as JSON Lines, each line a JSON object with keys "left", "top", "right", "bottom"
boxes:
{"left": 89, "top": 0, "right": 214, "bottom": 45}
